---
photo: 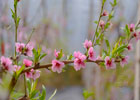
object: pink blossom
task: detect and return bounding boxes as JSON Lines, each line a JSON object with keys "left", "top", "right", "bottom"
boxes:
{"left": 13, "top": 65, "right": 21, "bottom": 72}
{"left": 25, "top": 43, "right": 33, "bottom": 57}
{"left": 54, "top": 49, "right": 60, "bottom": 58}
{"left": 83, "top": 40, "right": 92, "bottom": 49}
{"left": 25, "top": 72, "right": 32, "bottom": 78}
{"left": 105, "top": 56, "right": 116, "bottom": 69}
{"left": 88, "top": 47, "right": 96, "bottom": 61}
{"left": 23, "top": 59, "right": 32, "bottom": 67}
{"left": 129, "top": 24, "right": 135, "bottom": 32}
{"left": 15, "top": 43, "right": 25, "bottom": 53}
{"left": 30, "top": 69, "right": 41, "bottom": 80}
{"left": 120, "top": 56, "right": 129, "bottom": 67}
{"left": 133, "top": 32, "right": 140, "bottom": 41}
{"left": 102, "top": 10, "right": 108, "bottom": 16}
{"left": 74, "top": 52, "right": 86, "bottom": 71}
{"left": 99, "top": 20, "right": 105, "bottom": 29}
{"left": 52, "top": 59, "right": 65, "bottom": 73}
{"left": 0, "top": 56, "right": 13, "bottom": 72}
{"left": 74, "top": 51, "right": 83, "bottom": 58}
{"left": 127, "top": 43, "right": 133, "bottom": 51}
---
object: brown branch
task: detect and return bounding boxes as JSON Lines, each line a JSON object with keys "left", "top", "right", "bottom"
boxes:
{"left": 21, "top": 59, "right": 120, "bottom": 74}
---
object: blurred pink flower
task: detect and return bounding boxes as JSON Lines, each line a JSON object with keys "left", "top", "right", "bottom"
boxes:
{"left": 25, "top": 72, "right": 32, "bottom": 78}
{"left": 83, "top": 40, "right": 92, "bottom": 49}
{"left": 102, "top": 10, "right": 108, "bottom": 16}
{"left": 133, "top": 32, "right": 140, "bottom": 41}
{"left": 129, "top": 24, "right": 135, "bottom": 32}
{"left": 74, "top": 51, "right": 86, "bottom": 71}
{"left": 99, "top": 20, "right": 105, "bottom": 29}
{"left": 25, "top": 43, "right": 33, "bottom": 57}
{"left": 105, "top": 56, "right": 116, "bottom": 69}
{"left": 23, "top": 59, "right": 32, "bottom": 67}
{"left": 127, "top": 43, "right": 133, "bottom": 51}
{"left": 16, "top": 43, "right": 25, "bottom": 53}
{"left": 52, "top": 59, "right": 65, "bottom": 73}
{"left": 30, "top": 69, "right": 41, "bottom": 80}
{"left": 0, "top": 56, "right": 13, "bottom": 72}
{"left": 54, "top": 49, "right": 60, "bottom": 58}
{"left": 74, "top": 51, "right": 83, "bottom": 58}
{"left": 88, "top": 47, "right": 96, "bottom": 61}
{"left": 120, "top": 56, "right": 129, "bottom": 67}
{"left": 13, "top": 65, "right": 21, "bottom": 72}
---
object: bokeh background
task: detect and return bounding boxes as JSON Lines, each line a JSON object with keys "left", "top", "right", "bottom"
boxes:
{"left": 0, "top": 0, "right": 140, "bottom": 100}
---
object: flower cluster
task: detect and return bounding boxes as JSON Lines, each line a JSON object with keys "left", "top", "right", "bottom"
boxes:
{"left": 51, "top": 50, "right": 65, "bottom": 73}
{"left": 0, "top": 42, "right": 41, "bottom": 80}
{"left": 74, "top": 51, "right": 86, "bottom": 71}
{"left": 16, "top": 43, "right": 33, "bottom": 57}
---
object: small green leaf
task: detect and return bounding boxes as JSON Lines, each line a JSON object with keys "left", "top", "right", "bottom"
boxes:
{"left": 27, "top": 79, "right": 31, "bottom": 93}
{"left": 57, "top": 49, "right": 63, "bottom": 60}
{"left": 125, "top": 24, "right": 130, "bottom": 37}
{"left": 94, "top": 21, "right": 98, "bottom": 24}
{"left": 30, "top": 90, "right": 39, "bottom": 99}
{"left": 17, "top": 16, "right": 20, "bottom": 27}
{"left": 67, "top": 54, "right": 73, "bottom": 60}
{"left": 83, "top": 89, "right": 94, "bottom": 99}
{"left": 112, "top": 45, "right": 127, "bottom": 55}
{"left": 40, "top": 53, "right": 47, "bottom": 60}
{"left": 39, "top": 85, "right": 46, "bottom": 100}
{"left": 48, "top": 89, "right": 57, "bottom": 100}
{"left": 16, "top": 65, "right": 25, "bottom": 77}
{"left": 105, "top": 38, "right": 110, "bottom": 51}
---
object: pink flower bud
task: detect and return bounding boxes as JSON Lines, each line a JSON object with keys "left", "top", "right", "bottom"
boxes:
{"left": 102, "top": 10, "right": 108, "bottom": 16}
{"left": 129, "top": 24, "right": 135, "bottom": 32}
{"left": 99, "top": 20, "right": 105, "bottom": 29}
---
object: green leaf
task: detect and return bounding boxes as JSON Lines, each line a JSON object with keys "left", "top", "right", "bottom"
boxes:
{"left": 112, "top": 45, "right": 127, "bottom": 55}
{"left": 39, "top": 85, "right": 46, "bottom": 100}
{"left": 31, "top": 80, "right": 38, "bottom": 92}
{"left": 125, "top": 24, "right": 130, "bottom": 37}
{"left": 11, "top": 92, "right": 24, "bottom": 99}
{"left": 83, "top": 89, "right": 94, "bottom": 99}
{"left": 27, "top": 79, "right": 32, "bottom": 93}
{"left": 57, "top": 49, "right": 63, "bottom": 60}
{"left": 11, "top": 9, "right": 15, "bottom": 19}
{"left": 67, "top": 54, "right": 73, "bottom": 60}
{"left": 94, "top": 21, "right": 98, "bottom": 24}
{"left": 105, "top": 38, "right": 110, "bottom": 51}
{"left": 48, "top": 89, "right": 57, "bottom": 100}
{"left": 103, "top": 0, "right": 106, "bottom": 4}
{"left": 40, "top": 53, "right": 47, "bottom": 60}
{"left": 114, "top": 0, "right": 117, "bottom": 6}
{"left": 17, "top": 16, "right": 20, "bottom": 27}
{"left": 30, "top": 90, "right": 39, "bottom": 99}
{"left": 16, "top": 65, "right": 25, "bottom": 77}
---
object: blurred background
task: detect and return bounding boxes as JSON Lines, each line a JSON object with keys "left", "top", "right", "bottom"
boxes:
{"left": 0, "top": 0, "right": 140, "bottom": 100}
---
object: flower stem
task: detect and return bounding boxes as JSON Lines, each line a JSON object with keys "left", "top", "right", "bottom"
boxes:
{"left": 92, "top": 1, "right": 105, "bottom": 43}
